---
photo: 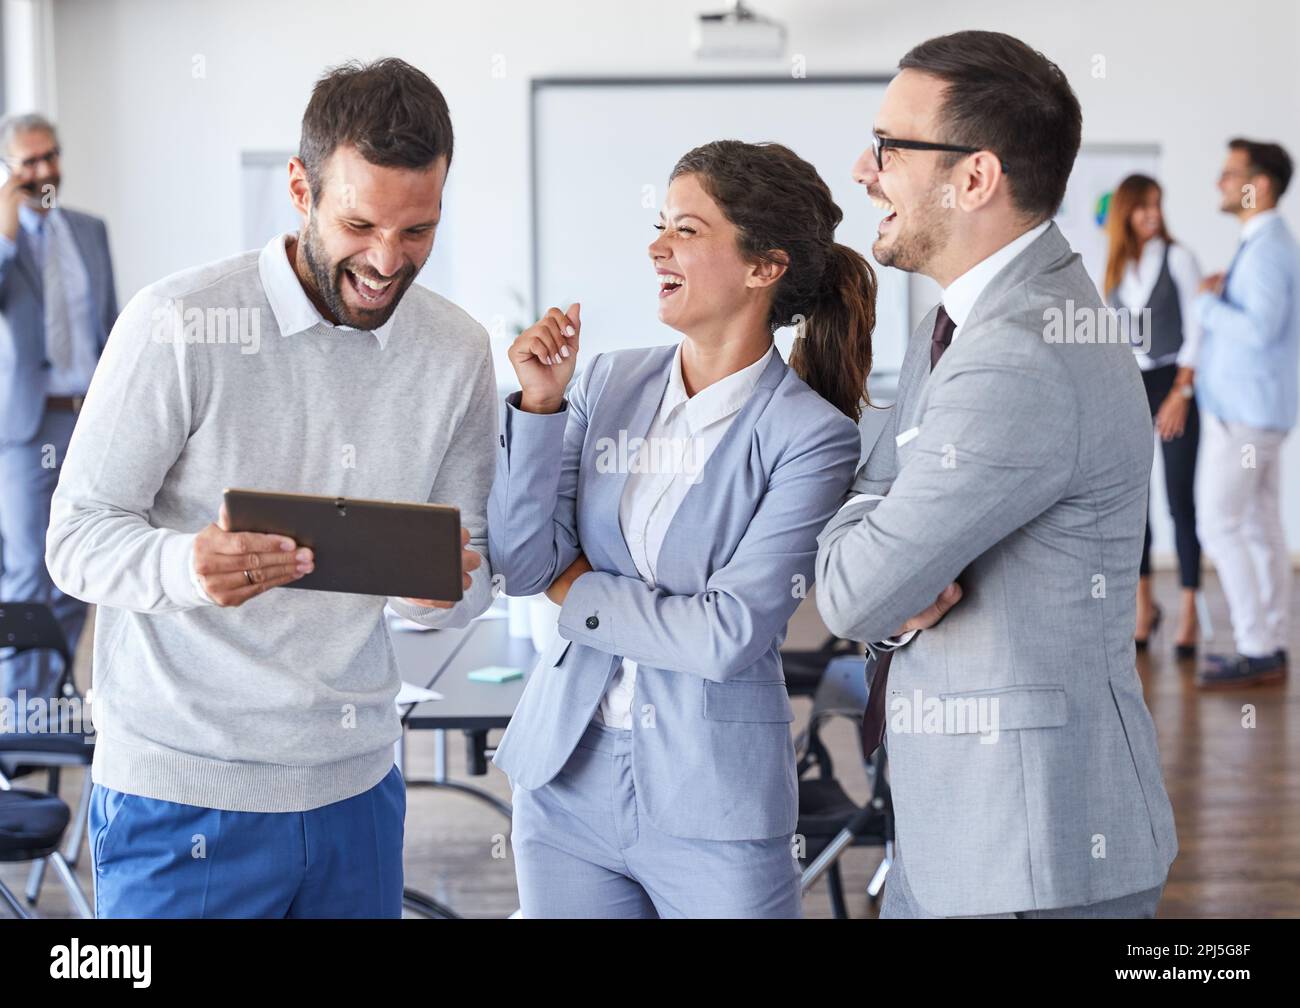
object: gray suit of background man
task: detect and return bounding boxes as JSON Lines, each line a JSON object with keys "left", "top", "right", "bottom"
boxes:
{"left": 816, "top": 31, "right": 1177, "bottom": 918}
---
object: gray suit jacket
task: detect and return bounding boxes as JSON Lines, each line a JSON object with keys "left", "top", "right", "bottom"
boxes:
{"left": 0, "top": 207, "right": 117, "bottom": 444}
{"left": 490, "top": 345, "right": 860, "bottom": 841}
{"left": 816, "top": 223, "right": 1177, "bottom": 916}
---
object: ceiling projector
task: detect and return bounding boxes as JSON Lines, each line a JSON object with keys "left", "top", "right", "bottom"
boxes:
{"left": 693, "top": 2, "right": 787, "bottom": 59}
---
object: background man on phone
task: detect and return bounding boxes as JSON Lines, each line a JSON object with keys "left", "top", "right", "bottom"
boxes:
{"left": 45, "top": 59, "right": 496, "bottom": 918}
{"left": 0, "top": 113, "right": 116, "bottom": 711}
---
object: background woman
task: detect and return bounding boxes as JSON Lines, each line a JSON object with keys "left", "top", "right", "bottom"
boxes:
{"left": 1105, "top": 173, "right": 1203, "bottom": 659}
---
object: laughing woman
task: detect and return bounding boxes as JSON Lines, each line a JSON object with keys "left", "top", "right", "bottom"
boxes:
{"left": 489, "top": 140, "right": 873, "bottom": 919}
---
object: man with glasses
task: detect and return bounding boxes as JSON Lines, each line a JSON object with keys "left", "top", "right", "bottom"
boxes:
{"left": 0, "top": 113, "right": 117, "bottom": 709}
{"left": 816, "top": 31, "right": 1176, "bottom": 917}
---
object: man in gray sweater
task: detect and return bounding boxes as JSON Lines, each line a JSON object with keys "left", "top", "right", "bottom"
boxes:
{"left": 45, "top": 58, "right": 497, "bottom": 918}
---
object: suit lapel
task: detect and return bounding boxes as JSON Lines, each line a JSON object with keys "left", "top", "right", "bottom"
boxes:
{"left": 901, "top": 305, "right": 939, "bottom": 430}
{"left": 654, "top": 348, "right": 788, "bottom": 588}
{"left": 906, "top": 222, "right": 1075, "bottom": 426}
{"left": 960, "top": 221, "right": 1073, "bottom": 335}
{"left": 63, "top": 212, "right": 103, "bottom": 339}
{"left": 588, "top": 345, "right": 676, "bottom": 578}
{"left": 13, "top": 227, "right": 42, "bottom": 298}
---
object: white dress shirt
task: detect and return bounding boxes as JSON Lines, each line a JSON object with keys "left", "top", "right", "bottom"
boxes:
{"left": 595, "top": 342, "right": 775, "bottom": 729}
{"left": 17, "top": 205, "right": 99, "bottom": 396}
{"left": 1112, "top": 237, "right": 1202, "bottom": 371}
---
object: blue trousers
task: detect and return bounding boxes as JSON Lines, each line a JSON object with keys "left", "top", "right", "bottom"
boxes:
{"left": 511, "top": 722, "right": 801, "bottom": 918}
{"left": 89, "top": 765, "right": 405, "bottom": 918}
{"left": 0, "top": 408, "right": 88, "bottom": 705}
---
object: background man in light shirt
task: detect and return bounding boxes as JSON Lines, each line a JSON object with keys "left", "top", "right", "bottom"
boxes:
{"left": 1193, "top": 138, "right": 1298, "bottom": 688}
{"left": 45, "top": 58, "right": 496, "bottom": 918}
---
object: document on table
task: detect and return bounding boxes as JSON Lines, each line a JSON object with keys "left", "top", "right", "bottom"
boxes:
{"left": 396, "top": 681, "right": 443, "bottom": 707}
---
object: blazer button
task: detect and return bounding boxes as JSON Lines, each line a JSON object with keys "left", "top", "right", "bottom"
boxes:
{"left": 585, "top": 616, "right": 599, "bottom": 630}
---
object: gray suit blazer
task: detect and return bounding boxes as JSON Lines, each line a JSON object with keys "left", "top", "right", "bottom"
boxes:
{"left": 0, "top": 207, "right": 117, "bottom": 444}
{"left": 816, "top": 223, "right": 1177, "bottom": 916}
{"left": 490, "top": 345, "right": 860, "bottom": 841}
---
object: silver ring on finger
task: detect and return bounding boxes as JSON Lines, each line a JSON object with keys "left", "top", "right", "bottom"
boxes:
{"left": 243, "top": 570, "right": 254, "bottom": 586}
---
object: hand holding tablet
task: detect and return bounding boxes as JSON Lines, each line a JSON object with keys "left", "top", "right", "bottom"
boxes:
{"left": 196, "top": 489, "right": 473, "bottom": 608}
{"left": 190, "top": 506, "right": 312, "bottom": 607}
{"left": 401, "top": 525, "right": 480, "bottom": 609}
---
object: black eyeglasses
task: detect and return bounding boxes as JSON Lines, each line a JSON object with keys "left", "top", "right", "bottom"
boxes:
{"left": 3, "top": 147, "right": 60, "bottom": 172}
{"left": 872, "top": 132, "right": 1008, "bottom": 173}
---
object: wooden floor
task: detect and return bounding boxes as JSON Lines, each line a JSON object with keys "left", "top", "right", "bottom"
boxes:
{"left": 3, "top": 569, "right": 1295, "bottom": 919}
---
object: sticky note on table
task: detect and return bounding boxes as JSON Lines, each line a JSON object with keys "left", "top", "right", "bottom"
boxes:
{"left": 468, "top": 665, "right": 524, "bottom": 683}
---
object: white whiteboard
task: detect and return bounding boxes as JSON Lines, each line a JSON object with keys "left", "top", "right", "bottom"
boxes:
{"left": 532, "top": 78, "right": 909, "bottom": 394}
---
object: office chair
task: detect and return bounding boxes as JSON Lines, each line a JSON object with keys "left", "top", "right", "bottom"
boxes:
{"left": 794, "top": 652, "right": 893, "bottom": 918}
{"left": 0, "top": 787, "right": 80, "bottom": 918}
{"left": 781, "top": 634, "right": 861, "bottom": 698}
{"left": 0, "top": 602, "right": 95, "bottom": 917}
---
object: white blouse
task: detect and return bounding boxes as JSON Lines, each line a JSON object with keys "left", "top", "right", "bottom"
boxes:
{"left": 595, "top": 342, "right": 775, "bottom": 730}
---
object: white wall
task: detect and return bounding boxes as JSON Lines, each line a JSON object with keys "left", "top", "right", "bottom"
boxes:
{"left": 43, "top": 0, "right": 1300, "bottom": 558}
{"left": 2, "top": 0, "right": 56, "bottom": 113}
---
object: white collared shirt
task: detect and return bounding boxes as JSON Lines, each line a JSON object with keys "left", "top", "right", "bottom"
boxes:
{"left": 257, "top": 232, "right": 397, "bottom": 348}
{"left": 941, "top": 219, "right": 1052, "bottom": 340}
{"left": 1112, "top": 237, "right": 1203, "bottom": 370}
{"left": 595, "top": 342, "right": 775, "bottom": 730}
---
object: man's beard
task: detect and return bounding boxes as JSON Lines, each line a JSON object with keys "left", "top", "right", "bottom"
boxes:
{"left": 300, "top": 213, "right": 417, "bottom": 330}
{"left": 872, "top": 180, "right": 952, "bottom": 275}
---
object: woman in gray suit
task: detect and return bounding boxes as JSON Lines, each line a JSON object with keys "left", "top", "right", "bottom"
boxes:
{"left": 488, "top": 140, "right": 874, "bottom": 918}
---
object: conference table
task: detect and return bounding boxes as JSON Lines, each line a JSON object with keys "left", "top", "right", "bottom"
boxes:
{"left": 388, "top": 610, "right": 538, "bottom": 918}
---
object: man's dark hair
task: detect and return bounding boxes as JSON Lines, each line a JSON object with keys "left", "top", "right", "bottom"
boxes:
{"left": 1229, "top": 138, "right": 1292, "bottom": 199}
{"left": 299, "top": 57, "right": 453, "bottom": 200}
{"left": 898, "top": 31, "right": 1082, "bottom": 221}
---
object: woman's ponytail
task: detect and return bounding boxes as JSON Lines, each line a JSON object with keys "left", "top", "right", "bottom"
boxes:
{"left": 789, "top": 243, "right": 877, "bottom": 422}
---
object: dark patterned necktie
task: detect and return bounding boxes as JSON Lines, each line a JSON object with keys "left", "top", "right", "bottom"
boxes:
{"left": 930, "top": 304, "right": 956, "bottom": 370}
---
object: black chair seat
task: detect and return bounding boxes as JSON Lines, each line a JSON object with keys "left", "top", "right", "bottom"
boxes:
{"left": 0, "top": 731, "right": 94, "bottom": 758}
{"left": 782, "top": 638, "right": 860, "bottom": 697}
{"left": 0, "top": 788, "right": 70, "bottom": 862}
{"left": 797, "top": 777, "right": 861, "bottom": 836}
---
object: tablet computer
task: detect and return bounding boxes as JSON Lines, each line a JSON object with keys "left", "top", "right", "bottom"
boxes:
{"left": 222, "top": 488, "right": 463, "bottom": 601}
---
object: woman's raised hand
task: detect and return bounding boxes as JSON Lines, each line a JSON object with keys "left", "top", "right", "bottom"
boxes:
{"left": 509, "top": 303, "right": 580, "bottom": 414}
